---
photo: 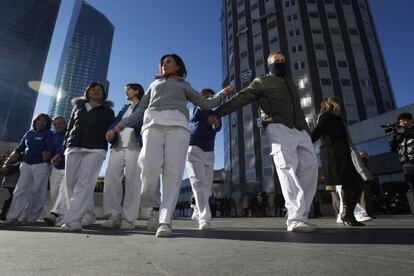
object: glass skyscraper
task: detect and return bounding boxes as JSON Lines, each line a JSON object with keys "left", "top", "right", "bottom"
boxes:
{"left": 49, "top": 1, "right": 114, "bottom": 122}
{"left": 220, "top": 0, "right": 395, "bottom": 198}
{"left": 0, "top": 0, "right": 61, "bottom": 143}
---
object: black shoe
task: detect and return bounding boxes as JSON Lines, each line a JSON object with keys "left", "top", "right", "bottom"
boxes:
{"left": 341, "top": 213, "right": 365, "bottom": 226}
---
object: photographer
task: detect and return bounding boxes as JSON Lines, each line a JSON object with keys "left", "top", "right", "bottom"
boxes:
{"left": 387, "top": 112, "right": 414, "bottom": 214}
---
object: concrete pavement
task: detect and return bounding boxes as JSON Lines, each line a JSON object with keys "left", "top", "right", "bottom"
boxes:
{"left": 0, "top": 215, "right": 413, "bottom": 276}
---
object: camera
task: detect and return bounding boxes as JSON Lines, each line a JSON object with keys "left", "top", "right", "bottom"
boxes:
{"left": 381, "top": 123, "right": 398, "bottom": 136}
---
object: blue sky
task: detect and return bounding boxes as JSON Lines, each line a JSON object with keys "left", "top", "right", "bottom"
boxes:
{"left": 34, "top": 0, "right": 414, "bottom": 174}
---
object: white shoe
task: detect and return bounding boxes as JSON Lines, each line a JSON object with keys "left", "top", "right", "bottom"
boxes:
{"left": 81, "top": 216, "right": 96, "bottom": 227}
{"left": 61, "top": 222, "right": 82, "bottom": 231}
{"left": 156, "top": 224, "right": 172, "bottom": 237}
{"left": 355, "top": 215, "right": 373, "bottom": 222}
{"left": 101, "top": 214, "right": 122, "bottom": 228}
{"left": 336, "top": 216, "right": 343, "bottom": 224}
{"left": 120, "top": 220, "right": 135, "bottom": 230}
{"left": 191, "top": 213, "right": 199, "bottom": 221}
{"left": 147, "top": 209, "right": 159, "bottom": 232}
{"left": 199, "top": 221, "right": 210, "bottom": 230}
{"left": 287, "top": 221, "right": 314, "bottom": 233}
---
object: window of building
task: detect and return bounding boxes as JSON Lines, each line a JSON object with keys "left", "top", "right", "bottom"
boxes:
{"left": 365, "top": 98, "right": 376, "bottom": 106}
{"left": 228, "top": 34, "right": 233, "bottom": 41}
{"left": 321, "top": 78, "right": 332, "bottom": 85}
{"left": 309, "top": 12, "right": 319, "bottom": 18}
{"left": 227, "top": 11, "right": 232, "bottom": 18}
{"left": 342, "top": 0, "right": 350, "bottom": 4}
{"left": 262, "top": 147, "right": 271, "bottom": 155}
{"left": 318, "top": 60, "right": 328, "bottom": 67}
{"left": 337, "top": 61, "right": 348, "bottom": 68}
{"left": 238, "top": 11, "right": 246, "bottom": 20}
{"left": 325, "top": 0, "right": 333, "bottom": 4}
{"left": 308, "top": 0, "right": 316, "bottom": 3}
{"left": 293, "top": 13, "right": 298, "bottom": 20}
{"left": 251, "top": 3, "right": 258, "bottom": 10}
{"left": 300, "top": 61, "right": 305, "bottom": 69}
{"left": 327, "top": 12, "right": 337, "bottom": 19}
{"left": 291, "top": 0, "right": 296, "bottom": 5}
{"left": 285, "top": 1, "right": 290, "bottom": 7}
{"left": 240, "top": 51, "right": 248, "bottom": 58}
{"left": 289, "top": 30, "right": 294, "bottom": 36}
{"left": 244, "top": 114, "right": 252, "bottom": 121}
{"left": 349, "top": 28, "right": 358, "bottom": 35}
{"left": 330, "top": 28, "right": 340, "bottom": 35}
{"left": 228, "top": 23, "right": 233, "bottom": 30}
{"left": 268, "top": 20, "right": 277, "bottom": 29}
{"left": 292, "top": 45, "right": 297, "bottom": 53}
{"left": 296, "top": 77, "right": 309, "bottom": 89}
{"left": 312, "top": 28, "right": 322, "bottom": 34}
{"left": 263, "top": 167, "right": 273, "bottom": 176}
{"left": 270, "top": 37, "right": 279, "bottom": 44}
{"left": 294, "top": 62, "right": 299, "bottom": 70}
{"left": 298, "top": 45, "right": 303, "bottom": 51}
{"left": 256, "top": 59, "right": 264, "bottom": 66}
{"left": 295, "top": 28, "right": 300, "bottom": 35}
{"left": 237, "top": 0, "right": 244, "bottom": 7}
{"left": 301, "top": 97, "right": 312, "bottom": 108}
{"left": 287, "top": 15, "right": 292, "bottom": 22}
{"left": 360, "top": 78, "right": 371, "bottom": 87}
{"left": 254, "top": 44, "right": 262, "bottom": 51}
{"left": 314, "top": 43, "right": 325, "bottom": 50}
{"left": 341, "top": 79, "right": 351, "bottom": 86}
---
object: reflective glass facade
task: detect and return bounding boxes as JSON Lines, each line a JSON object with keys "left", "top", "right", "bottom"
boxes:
{"left": 0, "top": 0, "right": 60, "bottom": 142}
{"left": 49, "top": 1, "right": 114, "bottom": 122}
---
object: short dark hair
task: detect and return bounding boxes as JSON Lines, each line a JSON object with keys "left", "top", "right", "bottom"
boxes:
{"left": 397, "top": 112, "right": 413, "bottom": 121}
{"left": 160, "top": 53, "right": 187, "bottom": 78}
{"left": 32, "top": 113, "right": 52, "bottom": 130}
{"left": 125, "top": 83, "right": 145, "bottom": 101}
{"left": 84, "top": 81, "right": 107, "bottom": 102}
{"left": 200, "top": 88, "right": 215, "bottom": 96}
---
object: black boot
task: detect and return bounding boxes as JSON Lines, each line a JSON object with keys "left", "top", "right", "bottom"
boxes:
{"left": 341, "top": 187, "right": 365, "bottom": 226}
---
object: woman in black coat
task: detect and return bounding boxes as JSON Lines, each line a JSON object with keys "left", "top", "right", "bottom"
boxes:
{"left": 311, "top": 97, "right": 366, "bottom": 226}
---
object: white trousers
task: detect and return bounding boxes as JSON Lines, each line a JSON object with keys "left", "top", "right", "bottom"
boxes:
{"left": 49, "top": 167, "right": 65, "bottom": 207}
{"left": 7, "top": 162, "right": 50, "bottom": 222}
{"left": 50, "top": 174, "right": 67, "bottom": 216}
{"left": 103, "top": 146, "right": 142, "bottom": 222}
{"left": 186, "top": 145, "right": 214, "bottom": 224}
{"left": 62, "top": 151, "right": 104, "bottom": 224}
{"left": 139, "top": 125, "right": 190, "bottom": 224}
{"left": 266, "top": 124, "right": 318, "bottom": 226}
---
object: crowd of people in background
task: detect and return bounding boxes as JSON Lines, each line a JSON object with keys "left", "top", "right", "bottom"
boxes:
{"left": 0, "top": 51, "right": 413, "bottom": 237}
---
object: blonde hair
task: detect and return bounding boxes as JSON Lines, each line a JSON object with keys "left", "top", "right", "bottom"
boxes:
{"left": 320, "top": 96, "right": 341, "bottom": 115}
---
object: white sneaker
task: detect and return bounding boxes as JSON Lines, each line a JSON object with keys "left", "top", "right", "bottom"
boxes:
{"left": 336, "top": 216, "right": 343, "bottom": 224}
{"left": 120, "top": 220, "right": 135, "bottom": 230}
{"left": 61, "top": 222, "right": 82, "bottom": 231}
{"left": 199, "top": 221, "right": 210, "bottom": 230}
{"left": 101, "top": 214, "right": 122, "bottom": 228}
{"left": 81, "top": 216, "right": 96, "bottom": 227}
{"left": 287, "top": 221, "right": 314, "bottom": 233}
{"left": 355, "top": 215, "right": 373, "bottom": 222}
{"left": 156, "top": 224, "right": 172, "bottom": 237}
{"left": 147, "top": 209, "right": 159, "bottom": 232}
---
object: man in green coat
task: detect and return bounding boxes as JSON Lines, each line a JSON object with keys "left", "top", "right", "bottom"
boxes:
{"left": 208, "top": 52, "right": 318, "bottom": 232}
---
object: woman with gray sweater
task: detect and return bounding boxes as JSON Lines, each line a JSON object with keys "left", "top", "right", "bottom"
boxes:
{"left": 111, "top": 53, "right": 234, "bottom": 237}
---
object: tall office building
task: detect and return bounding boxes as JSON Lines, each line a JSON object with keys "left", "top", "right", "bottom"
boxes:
{"left": 49, "top": 1, "right": 114, "bottom": 122}
{"left": 220, "top": 0, "right": 395, "bottom": 198}
{"left": 0, "top": 0, "right": 61, "bottom": 143}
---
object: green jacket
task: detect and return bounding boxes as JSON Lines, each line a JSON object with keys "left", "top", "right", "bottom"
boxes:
{"left": 215, "top": 74, "right": 310, "bottom": 133}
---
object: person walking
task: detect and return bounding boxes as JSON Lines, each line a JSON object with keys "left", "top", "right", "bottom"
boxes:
{"left": 185, "top": 88, "right": 222, "bottom": 230}
{"left": 112, "top": 53, "right": 234, "bottom": 237}
{"left": 311, "top": 97, "right": 372, "bottom": 226}
{"left": 102, "top": 83, "right": 145, "bottom": 230}
{"left": 60, "top": 82, "right": 114, "bottom": 231}
{"left": 208, "top": 52, "right": 318, "bottom": 232}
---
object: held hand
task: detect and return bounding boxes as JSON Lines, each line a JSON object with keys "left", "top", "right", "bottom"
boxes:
{"left": 113, "top": 124, "right": 125, "bottom": 134}
{"left": 8, "top": 153, "right": 19, "bottom": 162}
{"left": 105, "top": 130, "right": 116, "bottom": 141}
{"left": 42, "top": 151, "right": 51, "bottom": 161}
{"left": 51, "top": 154, "right": 62, "bottom": 166}
{"left": 207, "top": 114, "right": 219, "bottom": 126}
{"left": 212, "top": 122, "right": 220, "bottom": 130}
{"left": 221, "top": 85, "right": 235, "bottom": 96}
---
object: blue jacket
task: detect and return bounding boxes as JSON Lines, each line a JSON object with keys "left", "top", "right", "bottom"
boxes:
{"left": 189, "top": 107, "right": 221, "bottom": 152}
{"left": 15, "top": 129, "right": 54, "bottom": 165}
{"left": 108, "top": 103, "right": 143, "bottom": 147}
{"left": 52, "top": 131, "right": 65, "bottom": 170}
